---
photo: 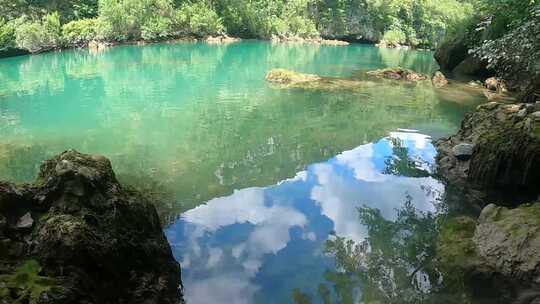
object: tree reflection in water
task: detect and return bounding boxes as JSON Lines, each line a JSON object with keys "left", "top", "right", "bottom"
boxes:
{"left": 294, "top": 198, "right": 473, "bottom": 304}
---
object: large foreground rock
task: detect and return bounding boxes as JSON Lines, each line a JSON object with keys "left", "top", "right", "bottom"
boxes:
{"left": 0, "top": 150, "right": 183, "bottom": 304}
{"left": 437, "top": 203, "right": 540, "bottom": 303}
{"left": 435, "top": 102, "right": 540, "bottom": 205}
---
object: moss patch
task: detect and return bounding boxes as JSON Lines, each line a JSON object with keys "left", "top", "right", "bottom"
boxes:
{"left": 265, "top": 68, "right": 369, "bottom": 91}
{"left": 0, "top": 259, "right": 61, "bottom": 303}
{"left": 436, "top": 216, "right": 480, "bottom": 271}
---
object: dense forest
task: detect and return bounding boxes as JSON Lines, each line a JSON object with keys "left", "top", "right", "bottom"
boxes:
{"left": 0, "top": 0, "right": 534, "bottom": 54}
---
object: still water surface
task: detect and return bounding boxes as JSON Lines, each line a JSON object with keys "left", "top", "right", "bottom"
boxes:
{"left": 0, "top": 41, "right": 485, "bottom": 303}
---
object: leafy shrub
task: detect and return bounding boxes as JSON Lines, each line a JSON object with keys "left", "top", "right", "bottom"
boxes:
{"left": 62, "top": 18, "right": 98, "bottom": 46}
{"left": 381, "top": 28, "right": 406, "bottom": 46}
{"left": 473, "top": 7, "right": 540, "bottom": 101}
{"left": 141, "top": 16, "right": 174, "bottom": 40}
{"left": 97, "top": 0, "right": 176, "bottom": 41}
{"left": 0, "top": 18, "right": 16, "bottom": 50}
{"left": 15, "top": 13, "right": 62, "bottom": 53}
{"left": 175, "top": 2, "right": 225, "bottom": 37}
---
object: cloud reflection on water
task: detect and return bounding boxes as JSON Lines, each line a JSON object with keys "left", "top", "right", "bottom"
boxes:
{"left": 165, "top": 131, "right": 443, "bottom": 304}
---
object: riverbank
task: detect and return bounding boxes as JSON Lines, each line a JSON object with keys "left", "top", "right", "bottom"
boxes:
{"left": 0, "top": 35, "right": 358, "bottom": 60}
{"left": 0, "top": 150, "right": 183, "bottom": 303}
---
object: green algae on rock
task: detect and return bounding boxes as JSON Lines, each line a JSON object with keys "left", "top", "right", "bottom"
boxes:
{"left": 0, "top": 150, "right": 183, "bottom": 304}
{"left": 265, "top": 68, "right": 369, "bottom": 91}
{"left": 0, "top": 259, "right": 62, "bottom": 303}
{"left": 365, "top": 67, "right": 428, "bottom": 82}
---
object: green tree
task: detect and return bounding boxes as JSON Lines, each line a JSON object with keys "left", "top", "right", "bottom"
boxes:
{"left": 15, "top": 12, "right": 62, "bottom": 53}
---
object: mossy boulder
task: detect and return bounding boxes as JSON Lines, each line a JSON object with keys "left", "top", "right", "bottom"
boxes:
{"left": 365, "top": 67, "right": 427, "bottom": 82}
{"left": 437, "top": 203, "right": 540, "bottom": 303}
{"left": 435, "top": 102, "right": 540, "bottom": 205}
{"left": 474, "top": 203, "right": 540, "bottom": 283}
{"left": 265, "top": 68, "right": 368, "bottom": 91}
{"left": 0, "top": 150, "right": 183, "bottom": 304}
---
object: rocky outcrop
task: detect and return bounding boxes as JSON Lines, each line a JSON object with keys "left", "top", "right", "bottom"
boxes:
{"left": 366, "top": 67, "right": 427, "bottom": 82}
{"left": 436, "top": 102, "right": 540, "bottom": 205}
{"left": 474, "top": 203, "right": 540, "bottom": 284}
{"left": 0, "top": 150, "right": 183, "bottom": 304}
{"left": 434, "top": 37, "right": 469, "bottom": 71}
{"left": 434, "top": 37, "right": 491, "bottom": 77}
{"left": 432, "top": 71, "right": 448, "bottom": 88}
{"left": 265, "top": 68, "right": 369, "bottom": 91}
{"left": 437, "top": 203, "right": 540, "bottom": 303}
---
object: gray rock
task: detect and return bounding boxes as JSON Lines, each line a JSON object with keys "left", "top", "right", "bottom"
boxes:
{"left": 473, "top": 203, "right": 540, "bottom": 283}
{"left": 452, "top": 143, "right": 474, "bottom": 160}
{"left": 532, "top": 111, "right": 540, "bottom": 121}
{"left": 517, "top": 108, "right": 528, "bottom": 118}
{"left": 15, "top": 212, "right": 33, "bottom": 229}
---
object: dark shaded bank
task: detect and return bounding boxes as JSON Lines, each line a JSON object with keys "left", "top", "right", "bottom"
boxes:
{"left": 0, "top": 150, "right": 183, "bottom": 304}
{"left": 434, "top": 37, "right": 492, "bottom": 79}
{"left": 0, "top": 48, "right": 29, "bottom": 59}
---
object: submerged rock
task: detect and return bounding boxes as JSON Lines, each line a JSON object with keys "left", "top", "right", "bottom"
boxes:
{"left": 432, "top": 71, "right": 448, "bottom": 88}
{"left": 365, "top": 67, "right": 427, "bottom": 82}
{"left": 0, "top": 150, "right": 183, "bottom": 304}
{"left": 435, "top": 102, "right": 540, "bottom": 205}
{"left": 265, "top": 68, "right": 368, "bottom": 91}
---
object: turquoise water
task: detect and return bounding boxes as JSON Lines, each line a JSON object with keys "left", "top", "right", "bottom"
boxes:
{"left": 0, "top": 41, "right": 485, "bottom": 303}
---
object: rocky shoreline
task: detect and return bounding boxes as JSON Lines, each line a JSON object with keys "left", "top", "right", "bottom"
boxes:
{"left": 434, "top": 95, "right": 540, "bottom": 301}
{"left": 0, "top": 150, "right": 183, "bottom": 304}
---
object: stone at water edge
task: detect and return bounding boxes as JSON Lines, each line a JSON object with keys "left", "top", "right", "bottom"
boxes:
{"left": 532, "top": 111, "right": 540, "bottom": 121}
{"left": 15, "top": 212, "right": 33, "bottom": 229}
{"left": 485, "top": 77, "right": 508, "bottom": 93}
{"left": 452, "top": 143, "right": 474, "bottom": 161}
{"left": 474, "top": 203, "right": 540, "bottom": 284}
{"left": 437, "top": 203, "right": 540, "bottom": 303}
{"left": 0, "top": 150, "right": 183, "bottom": 304}
{"left": 432, "top": 71, "right": 448, "bottom": 88}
